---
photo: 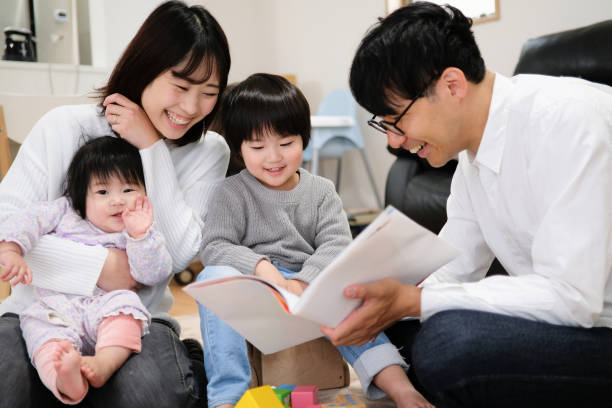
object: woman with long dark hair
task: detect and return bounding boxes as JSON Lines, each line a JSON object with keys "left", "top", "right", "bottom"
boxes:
{"left": 0, "top": 2, "right": 231, "bottom": 406}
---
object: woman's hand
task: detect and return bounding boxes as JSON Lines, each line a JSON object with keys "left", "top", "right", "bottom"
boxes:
{"left": 123, "top": 195, "right": 153, "bottom": 239}
{"left": 0, "top": 242, "right": 32, "bottom": 286}
{"left": 321, "top": 278, "right": 421, "bottom": 347}
{"left": 97, "top": 248, "right": 141, "bottom": 292}
{"left": 103, "top": 93, "right": 161, "bottom": 149}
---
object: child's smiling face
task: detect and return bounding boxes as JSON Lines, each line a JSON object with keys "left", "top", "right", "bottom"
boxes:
{"left": 241, "top": 130, "right": 303, "bottom": 191}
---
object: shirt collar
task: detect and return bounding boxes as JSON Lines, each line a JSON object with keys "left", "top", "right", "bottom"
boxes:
{"left": 471, "top": 73, "right": 513, "bottom": 174}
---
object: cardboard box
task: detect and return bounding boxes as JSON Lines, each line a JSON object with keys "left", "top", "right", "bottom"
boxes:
{"left": 248, "top": 337, "right": 349, "bottom": 390}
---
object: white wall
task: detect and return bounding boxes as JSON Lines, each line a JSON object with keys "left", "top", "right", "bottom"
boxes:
{"left": 2, "top": 0, "right": 612, "bottom": 208}
{"left": 95, "top": 0, "right": 277, "bottom": 80}
{"left": 203, "top": 1, "right": 277, "bottom": 81}
{"left": 266, "top": 0, "right": 389, "bottom": 209}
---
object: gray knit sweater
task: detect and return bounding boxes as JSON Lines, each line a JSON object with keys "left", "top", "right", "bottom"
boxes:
{"left": 200, "top": 168, "right": 352, "bottom": 283}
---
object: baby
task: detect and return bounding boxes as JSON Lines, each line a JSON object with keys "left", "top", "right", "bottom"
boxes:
{"left": 0, "top": 136, "right": 172, "bottom": 404}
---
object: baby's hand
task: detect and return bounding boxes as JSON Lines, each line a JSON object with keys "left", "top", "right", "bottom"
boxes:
{"left": 286, "top": 279, "right": 309, "bottom": 296}
{"left": 122, "top": 195, "right": 153, "bottom": 239}
{"left": 0, "top": 242, "right": 32, "bottom": 286}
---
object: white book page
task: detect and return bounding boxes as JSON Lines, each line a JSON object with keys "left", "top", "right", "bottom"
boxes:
{"left": 293, "top": 207, "right": 458, "bottom": 327}
{"left": 184, "top": 276, "right": 321, "bottom": 354}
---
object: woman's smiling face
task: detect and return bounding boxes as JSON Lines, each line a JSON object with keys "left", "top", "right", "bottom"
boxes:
{"left": 140, "top": 60, "right": 220, "bottom": 140}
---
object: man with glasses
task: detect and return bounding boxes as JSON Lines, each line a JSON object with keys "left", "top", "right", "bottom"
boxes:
{"left": 322, "top": 2, "right": 612, "bottom": 407}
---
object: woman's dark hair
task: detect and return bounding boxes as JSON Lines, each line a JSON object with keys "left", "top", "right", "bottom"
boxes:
{"left": 350, "top": 1, "right": 485, "bottom": 116}
{"left": 220, "top": 73, "right": 311, "bottom": 157}
{"left": 65, "top": 136, "right": 145, "bottom": 219}
{"left": 99, "top": 0, "right": 231, "bottom": 146}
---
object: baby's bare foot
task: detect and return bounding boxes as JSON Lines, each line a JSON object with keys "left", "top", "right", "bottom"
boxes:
{"left": 80, "top": 345, "right": 131, "bottom": 388}
{"left": 81, "top": 356, "right": 113, "bottom": 388}
{"left": 53, "top": 340, "right": 88, "bottom": 401}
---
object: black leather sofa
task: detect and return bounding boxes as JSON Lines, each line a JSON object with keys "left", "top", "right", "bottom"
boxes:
{"left": 384, "top": 19, "right": 612, "bottom": 275}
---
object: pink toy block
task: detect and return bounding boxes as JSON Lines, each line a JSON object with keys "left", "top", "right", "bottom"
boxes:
{"left": 291, "top": 385, "right": 318, "bottom": 408}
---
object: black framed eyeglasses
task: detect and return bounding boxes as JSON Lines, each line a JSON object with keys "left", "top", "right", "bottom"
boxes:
{"left": 367, "top": 87, "right": 426, "bottom": 136}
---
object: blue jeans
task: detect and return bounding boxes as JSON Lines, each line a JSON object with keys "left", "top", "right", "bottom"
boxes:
{"left": 386, "top": 309, "right": 612, "bottom": 408}
{"left": 0, "top": 312, "right": 206, "bottom": 408}
{"left": 197, "top": 266, "right": 406, "bottom": 407}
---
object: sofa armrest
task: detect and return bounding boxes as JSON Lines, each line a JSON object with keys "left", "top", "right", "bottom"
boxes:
{"left": 385, "top": 155, "right": 420, "bottom": 208}
{"left": 385, "top": 153, "right": 456, "bottom": 234}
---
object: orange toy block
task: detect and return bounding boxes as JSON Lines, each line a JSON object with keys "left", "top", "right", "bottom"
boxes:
{"left": 236, "top": 385, "right": 285, "bottom": 408}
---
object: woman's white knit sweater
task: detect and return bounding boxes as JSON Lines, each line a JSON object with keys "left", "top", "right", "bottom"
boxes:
{"left": 0, "top": 104, "right": 229, "bottom": 317}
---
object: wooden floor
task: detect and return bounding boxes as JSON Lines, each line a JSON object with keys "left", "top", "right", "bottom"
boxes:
{"left": 168, "top": 277, "right": 199, "bottom": 316}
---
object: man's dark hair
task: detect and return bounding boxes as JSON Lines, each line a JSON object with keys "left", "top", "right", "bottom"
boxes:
{"left": 99, "top": 0, "right": 231, "bottom": 147}
{"left": 65, "top": 136, "right": 145, "bottom": 219}
{"left": 220, "top": 73, "right": 311, "bottom": 156}
{"left": 350, "top": 1, "right": 485, "bottom": 116}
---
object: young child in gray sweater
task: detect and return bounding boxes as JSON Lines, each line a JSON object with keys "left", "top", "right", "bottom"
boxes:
{"left": 196, "top": 73, "right": 433, "bottom": 408}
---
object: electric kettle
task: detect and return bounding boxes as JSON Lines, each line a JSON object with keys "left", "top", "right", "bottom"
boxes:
{"left": 3, "top": 27, "right": 36, "bottom": 62}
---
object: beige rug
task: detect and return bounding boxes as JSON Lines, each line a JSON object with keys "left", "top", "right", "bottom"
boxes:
{"left": 175, "top": 313, "right": 396, "bottom": 407}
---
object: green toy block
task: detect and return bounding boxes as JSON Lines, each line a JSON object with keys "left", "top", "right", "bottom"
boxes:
{"left": 273, "top": 388, "right": 291, "bottom": 408}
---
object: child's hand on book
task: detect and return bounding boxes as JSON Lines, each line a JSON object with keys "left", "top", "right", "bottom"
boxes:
{"left": 123, "top": 195, "right": 153, "bottom": 239}
{"left": 0, "top": 241, "right": 32, "bottom": 286}
{"left": 286, "top": 279, "right": 308, "bottom": 296}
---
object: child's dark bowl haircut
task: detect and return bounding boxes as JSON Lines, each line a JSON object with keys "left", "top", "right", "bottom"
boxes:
{"left": 220, "top": 73, "right": 311, "bottom": 155}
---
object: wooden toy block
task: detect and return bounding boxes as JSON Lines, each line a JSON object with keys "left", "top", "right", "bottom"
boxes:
{"left": 235, "top": 385, "right": 285, "bottom": 408}
{"left": 291, "top": 385, "right": 319, "bottom": 408}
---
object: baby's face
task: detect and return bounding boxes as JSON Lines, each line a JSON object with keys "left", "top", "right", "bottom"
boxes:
{"left": 85, "top": 176, "right": 146, "bottom": 233}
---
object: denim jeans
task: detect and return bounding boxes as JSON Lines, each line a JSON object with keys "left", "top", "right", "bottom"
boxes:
{"left": 385, "top": 309, "right": 612, "bottom": 408}
{"left": 0, "top": 312, "right": 206, "bottom": 408}
{"left": 197, "top": 266, "right": 406, "bottom": 408}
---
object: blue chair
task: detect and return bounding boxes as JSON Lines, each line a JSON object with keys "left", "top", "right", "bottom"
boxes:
{"left": 304, "top": 89, "right": 382, "bottom": 208}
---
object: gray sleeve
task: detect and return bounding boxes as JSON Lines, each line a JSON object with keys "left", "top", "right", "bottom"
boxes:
{"left": 293, "top": 181, "right": 352, "bottom": 283}
{"left": 199, "top": 183, "right": 267, "bottom": 275}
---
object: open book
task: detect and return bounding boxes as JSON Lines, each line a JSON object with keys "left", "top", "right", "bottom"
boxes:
{"left": 183, "top": 206, "right": 458, "bottom": 354}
